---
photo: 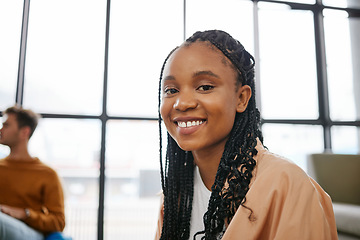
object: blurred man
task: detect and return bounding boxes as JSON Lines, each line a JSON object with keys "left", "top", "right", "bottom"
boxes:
{"left": 0, "top": 105, "right": 65, "bottom": 240}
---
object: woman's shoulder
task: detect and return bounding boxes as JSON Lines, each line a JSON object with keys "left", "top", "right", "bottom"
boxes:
{"left": 262, "top": 152, "right": 304, "bottom": 173}
{"left": 248, "top": 141, "right": 331, "bottom": 209}
{"left": 252, "top": 143, "right": 312, "bottom": 191}
{"left": 227, "top": 142, "right": 337, "bottom": 240}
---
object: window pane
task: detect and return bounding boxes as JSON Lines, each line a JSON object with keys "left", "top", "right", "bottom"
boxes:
{"left": 107, "top": 0, "right": 183, "bottom": 118}
{"left": 258, "top": 3, "right": 318, "bottom": 119}
{"left": 24, "top": 0, "right": 106, "bottom": 115}
{"left": 323, "top": 0, "right": 360, "bottom": 9}
{"left": 331, "top": 126, "right": 360, "bottom": 154}
{"left": 0, "top": 144, "right": 9, "bottom": 159}
{"left": 186, "top": 0, "right": 254, "bottom": 53}
{"left": 324, "top": 9, "right": 359, "bottom": 121}
{"left": 0, "top": 117, "right": 11, "bottom": 158}
{"left": 29, "top": 118, "right": 101, "bottom": 240}
{"left": 0, "top": 0, "right": 23, "bottom": 109}
{"left": 105, "top": 120, "right": 161, "bottom": 239}
{"left": 262, "top": 124, "right": 323, "bottom": 172}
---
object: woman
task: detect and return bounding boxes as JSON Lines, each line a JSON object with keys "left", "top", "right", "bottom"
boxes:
{"left": 155, "top": 30, "right": 337, "bottom": 240}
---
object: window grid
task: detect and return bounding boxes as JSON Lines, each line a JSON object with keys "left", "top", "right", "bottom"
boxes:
{"left": 1, "top": 1, "right": 359, "bottom": 240}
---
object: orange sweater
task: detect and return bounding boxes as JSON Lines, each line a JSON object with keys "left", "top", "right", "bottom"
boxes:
{"left": 0, "top": 157, "right": 65, "bottom": 235}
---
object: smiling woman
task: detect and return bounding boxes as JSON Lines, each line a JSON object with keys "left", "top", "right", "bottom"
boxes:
{"left": 155, "top": 30, "right": 338, "bottom": 240}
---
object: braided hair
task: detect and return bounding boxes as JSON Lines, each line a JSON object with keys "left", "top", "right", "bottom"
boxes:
{"left": 158, "top": 30, "right": 263, "bottom": 240}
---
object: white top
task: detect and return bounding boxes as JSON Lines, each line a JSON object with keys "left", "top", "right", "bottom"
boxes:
{"left": 189, "top": 165, "right": 211, "bottom": 240}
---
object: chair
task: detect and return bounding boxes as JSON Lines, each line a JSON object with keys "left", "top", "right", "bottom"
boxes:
{"left": 307, "top": 153, "right": 360, "bottom": 240}
{"left": 45, "top": 232, "right": 73, "bottom": 240}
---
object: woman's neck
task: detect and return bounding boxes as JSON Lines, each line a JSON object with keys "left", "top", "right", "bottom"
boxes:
{"left": 192, "top": 144, "right": 225, "bottom": 191}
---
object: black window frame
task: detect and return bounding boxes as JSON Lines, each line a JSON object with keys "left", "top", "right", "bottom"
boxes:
{"left": 1, "top": 1, "right": 359, "bottom": 239}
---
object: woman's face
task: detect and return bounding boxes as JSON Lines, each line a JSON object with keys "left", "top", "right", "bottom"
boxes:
{"left": 160, "top": 41, "right": 251, "bottom": 154}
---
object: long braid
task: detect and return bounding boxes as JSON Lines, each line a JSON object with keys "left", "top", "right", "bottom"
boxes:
{"left": 158, "top": 47, "right": 183, "bottom": 239}
{"left": 158, "top": 30, "right": 263, "bottom": 239}
{"left": 159, "top": 47, "right": 179, "bottom": 192}
{"left": 160, "top": 134, "right": 194, "bottom": 239}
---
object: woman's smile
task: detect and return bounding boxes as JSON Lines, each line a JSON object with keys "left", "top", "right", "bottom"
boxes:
{"left": 175, "top": 119, "right": 206, "bottom": 135}
{"left": 176, "top": 120, "right": 204, "bottom": 128}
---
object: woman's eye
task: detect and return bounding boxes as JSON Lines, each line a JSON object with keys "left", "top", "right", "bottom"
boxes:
{"left": 164, "top": 88, "right": 178, "bottom": 95}
{"left": 198, "top": 85, "right": 214, "bottom": 91}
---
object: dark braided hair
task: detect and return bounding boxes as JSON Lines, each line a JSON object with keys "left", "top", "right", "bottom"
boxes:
{"left": 158, "top": 30, "right": 263, "bottom": 240}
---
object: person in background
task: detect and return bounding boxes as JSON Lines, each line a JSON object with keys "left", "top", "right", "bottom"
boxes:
{"left": 155, "top": 30, "right": 338, "bottom": 240}
{"left": 0, "top": 105, "right": 65, "bottom": 240}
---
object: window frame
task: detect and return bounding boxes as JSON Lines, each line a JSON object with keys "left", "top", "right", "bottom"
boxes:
{"left": 1, "top": 1, "right": 359, "bottom": 239}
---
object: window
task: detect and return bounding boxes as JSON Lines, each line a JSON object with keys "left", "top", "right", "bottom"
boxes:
{"left": 258, "top": 3, "right": 318, "bottom": 119}
{"left": 262, "top": 124, "right": 323, "bottom": 170}
{"left": 24, "top": 0, "right": 106, "bottom": 115}
{"left": 324, "top": 9, "right": 357, "bottom": 121}
{"left": 186, "top": 0, "right": 254, "bottom": 52}
{"left": 0, "top": 0, "right": 23, "bottom": 109}
{"left": 0, "top": 1, "right": 359, "bottom": 239}
{"left": 30, "top": 118, "right": 101, "bottom": 239}
{"left": 107, "top": 0, "right": 183, "bottom": 118}
{"left": 105, "top": 120, "right": 161, "bottom": 239}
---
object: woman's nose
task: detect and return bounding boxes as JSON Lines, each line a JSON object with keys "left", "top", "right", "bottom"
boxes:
{"left": 173, "top": 91, "right": 198, "bottom": 111}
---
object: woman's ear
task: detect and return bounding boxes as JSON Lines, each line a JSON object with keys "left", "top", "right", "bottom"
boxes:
{"left": 236, "top": 85, "right": 252, "bottom": 113}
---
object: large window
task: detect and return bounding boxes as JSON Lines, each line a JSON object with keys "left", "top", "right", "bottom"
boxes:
{"left": 0, "top": 0, "right": 23, "bottom": 109}
{"left": 107, "top": 0, "right": 183, "bottom": 118}
{"left": 258, "top": 2, "right": 318, "bottom": 120}
{"left": 0, "top": 1, "right": 359, "bottom": 239}
{"left": 24, "top": 0, "right": 106, "bottom": 115}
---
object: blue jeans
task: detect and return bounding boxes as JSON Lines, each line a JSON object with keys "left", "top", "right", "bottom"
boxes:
{"left": 0, "top": 211, "right": 44, "bottom": 240}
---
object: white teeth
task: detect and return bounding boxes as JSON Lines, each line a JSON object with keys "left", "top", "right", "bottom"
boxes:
{"left": 177, "top": 120, "right": 204, "bottom": 128}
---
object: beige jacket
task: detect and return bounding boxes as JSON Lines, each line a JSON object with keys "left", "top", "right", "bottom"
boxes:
{"left": 155, "top": 141, "right": 338, "bottom": 239}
